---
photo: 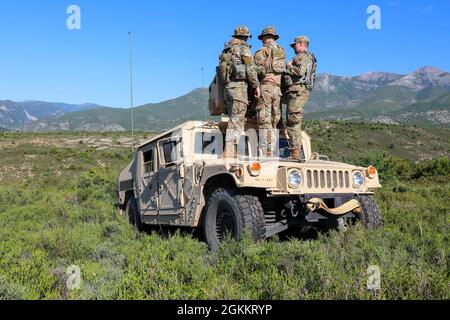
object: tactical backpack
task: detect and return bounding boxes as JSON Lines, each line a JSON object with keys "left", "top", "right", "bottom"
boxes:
{"left": 269, "top": 45, "right": 286, "bottom": 74}
{"left": 255, "top": 45, "right": 286, "bottom": 77}
{"left": 219, "top": 43, "right": 247, "bottom": 84}
{"left": 305, "top": 51, "right": 317, "bottom": 91}
{"left": 282, "top": 51, "right": 317, "bottom": 92}
{"left": 210, "top": 42, "right": 247, "bottom": 116}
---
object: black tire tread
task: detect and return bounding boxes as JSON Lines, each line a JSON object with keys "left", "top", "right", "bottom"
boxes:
{"left": 234, "top": 194, "right": 266, "bottom": 241}
{"left": 357, "top": 195, "right": 382, "bottom": 229}
{"left": 125, "top": 197, "right": 144, "bottom": 232}
{"left": 203, "top": 188, "right": 266, "bottom": 249}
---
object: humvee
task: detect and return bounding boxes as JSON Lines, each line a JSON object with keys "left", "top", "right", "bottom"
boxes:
{"left": 118, "top": 118, "right": 382, "bottom": 249}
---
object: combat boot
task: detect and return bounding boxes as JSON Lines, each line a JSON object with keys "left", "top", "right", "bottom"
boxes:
{"left": 289, "top": 148, "right": 300, "bottom": 161}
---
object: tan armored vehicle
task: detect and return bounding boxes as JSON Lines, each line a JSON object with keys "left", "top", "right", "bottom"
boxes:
{"left": 118, "top": 119, "right": 382, "bottom": 249}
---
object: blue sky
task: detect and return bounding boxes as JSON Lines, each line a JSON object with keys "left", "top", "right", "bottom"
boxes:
{"left": 0, "top": 0, "right": 449, "bottom": 108}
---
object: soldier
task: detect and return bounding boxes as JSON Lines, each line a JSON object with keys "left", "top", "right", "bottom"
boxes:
{"left": 219, "top": 26, "right": 261, "bottom": 158}
{"left": 253, "top": 26, "right": 286, "bottom": 157}
{"left": 283, "top": 36, "right": 317, "bottom": 160}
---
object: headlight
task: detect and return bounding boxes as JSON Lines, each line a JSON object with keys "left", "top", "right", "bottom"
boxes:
{"left": 353, "top": 171, "right": 365, "bottom": 188}
{"left": 288, "top": 170, "right": 302, "bottom": 189}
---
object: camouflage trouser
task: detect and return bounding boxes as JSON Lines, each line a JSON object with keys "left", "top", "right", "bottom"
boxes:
{"left": 255, "top": 83, "right": 282, "bottom": 154}
{"left": 285, "top": 89, "right": 310, "bottom": 150}
{"left": 224, "top": 82, "right": 249, "bottom": 144}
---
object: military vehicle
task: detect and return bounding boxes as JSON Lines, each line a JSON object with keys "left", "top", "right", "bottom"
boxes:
{"left": 118, "top": 118, "right": 382, "bottom": 250}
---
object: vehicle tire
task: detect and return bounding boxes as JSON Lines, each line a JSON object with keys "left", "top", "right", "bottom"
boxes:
{"left": 357, "top": 195, "right": 382, "bottom": 229}
{"left": 125, "top": 197, "right": 144, "bottom": 232}
{"left": 203, "top": 188, "right": 266, "bottom": 250}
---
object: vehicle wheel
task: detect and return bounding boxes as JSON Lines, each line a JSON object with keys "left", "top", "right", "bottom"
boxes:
{"left": 203, "top": 188, "right": 266, "bottom": 250}
{"left": 125, "top": 197, "right": 144, "bottom": 232}
{"left": 357, "top": 195, "right": 382, "bottom": 229}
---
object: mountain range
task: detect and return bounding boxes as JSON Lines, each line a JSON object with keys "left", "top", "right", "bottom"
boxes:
{"left": 2, "top": 66, "right": 449, "bottom": 132}
{"left": 0, "top": 101, "right": 101, "bottom": 129}
{"left": 307, "top": 66, "right": 450, "bottom": 126}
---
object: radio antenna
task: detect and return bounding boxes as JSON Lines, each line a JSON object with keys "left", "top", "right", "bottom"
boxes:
{"left": 202, "top": 67, "right": 207, "bottom": 121}
{"left": 128, "top": 31, "right": 135, "bottom": 157}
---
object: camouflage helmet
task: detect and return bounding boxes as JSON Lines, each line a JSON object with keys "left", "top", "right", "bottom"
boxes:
{"left": 290, "top": 36, "right": 310, "bottom": 48}
{"left": 258, "top": 26, "right": 280, "bottom": 40}
{"left": 232, "top": 26, "right": 252, "bottom": 38}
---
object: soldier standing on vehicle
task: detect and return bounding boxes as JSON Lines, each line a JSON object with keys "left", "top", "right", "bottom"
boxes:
{"left": 219, "top": 26, "right": 260, "bottom": 158}
{"left": 283, "top": 36, "right": 317, "bottom": 160}
{"left": 253, "top": 26, "right": 286, "bottom": 157}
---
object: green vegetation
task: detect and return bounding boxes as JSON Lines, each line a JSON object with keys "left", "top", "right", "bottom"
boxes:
{"left": 305, "top": 121, "right": 450, "bottom": 162}
{"left": 0, "top": 124, "right": 449, "bottom": 300}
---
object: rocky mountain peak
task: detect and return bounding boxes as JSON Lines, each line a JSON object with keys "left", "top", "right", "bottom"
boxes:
{"left": 356, "top": 71, "right": 403, "bottom": 84}
{"left": 315, "top": 73, "right": 336, "bottom": 93}
{"left": 389, "top": 66, "right": 450, "bottom": 91}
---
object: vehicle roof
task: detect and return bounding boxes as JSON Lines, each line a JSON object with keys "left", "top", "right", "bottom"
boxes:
{"left": 137, "top": 120, "right": 221, "bottom": 149}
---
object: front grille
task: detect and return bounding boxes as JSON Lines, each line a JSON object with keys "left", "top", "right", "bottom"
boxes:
{"left": 306, "top": 169, "right": 350, "bottom": 189}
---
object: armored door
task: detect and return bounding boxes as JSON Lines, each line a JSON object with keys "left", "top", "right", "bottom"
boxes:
{"left": 157, "top": 137, "right": 184, "bottom": 215}
{"left": 137, "top": 145, "right": 159, "bottom": 215}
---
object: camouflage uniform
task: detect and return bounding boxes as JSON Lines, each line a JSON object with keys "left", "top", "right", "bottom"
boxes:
{"left": 219, "top": 27, "right": 259, "bottom": 154}
{"left": 254, "top": 27, "right": 286, "bottom": 156}
{"left": 284, "top": 36, "right": 315, "bottom": 158}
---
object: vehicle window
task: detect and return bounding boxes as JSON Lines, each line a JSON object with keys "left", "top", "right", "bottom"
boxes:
{"left": 163, "top": 141, "right": 178, "bottom": 164}
{"left": 279, "top": 138, "right": 291, "bottom": 158}
{"left": 143, "top": 149, "right": 154, "bottom": 173}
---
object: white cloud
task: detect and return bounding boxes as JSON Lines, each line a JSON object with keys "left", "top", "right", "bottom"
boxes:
{"left": 421, "top": 5, "right": 433, "bottom": 13}
{"left": 387, "top": 1, "right": 400, "bottom": 7}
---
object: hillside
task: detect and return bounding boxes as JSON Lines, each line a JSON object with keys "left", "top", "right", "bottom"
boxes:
{"left": 0, "top": 100, "right": 101, "bottom": 129}
{"left": 22, "top": 89, "right": 212, "bottom": 132}
{"left": 0, "top": 124, "right": 448, "bottom": 300}
{"left": 307, "top": 67, "right": 450, "bottom": 126}
{"left": 18, "top": 66, "right": 450, "bottom": 132}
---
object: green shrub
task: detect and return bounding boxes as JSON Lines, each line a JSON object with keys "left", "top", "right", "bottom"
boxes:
{"left": 412, "top": 157, "right": 450, "bottom": 179}
{"left": 75, "top": 167, "right": 116, "bottom": 203}
{"left": 0, "top": 275, "right": 29, "bottom": 300}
